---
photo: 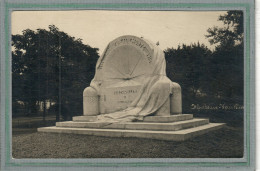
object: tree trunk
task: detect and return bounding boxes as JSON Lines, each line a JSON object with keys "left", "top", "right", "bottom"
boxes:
{"left": 43, "top": 100, "right": 46, "bottom": 121}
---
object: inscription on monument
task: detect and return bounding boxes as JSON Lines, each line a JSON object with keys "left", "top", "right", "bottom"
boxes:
{"left": 99, "top": 85, "right": 141, "bottom": 113}
{"left": 97, "top": 60, "right": 104, "bottom": 70}
{"left": 114, "top": 89, "right": 137, "bottom": 95}
{"left": 112, "top": 37, "right": 153, "bottom": 64}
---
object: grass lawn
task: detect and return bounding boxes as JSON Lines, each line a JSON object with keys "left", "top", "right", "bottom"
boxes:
{"left": 12, "top": 115, "right": 244, "bottom": 158}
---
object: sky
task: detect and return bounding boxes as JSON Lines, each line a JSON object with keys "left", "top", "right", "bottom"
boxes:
{"left": 12, "top": 10, "right": 226, "bottom": 55}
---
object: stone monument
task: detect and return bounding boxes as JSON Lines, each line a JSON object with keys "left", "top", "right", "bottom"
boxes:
{"left": 38, "top": 35, "right": 225, "bottom": 141}
{"left": 83, "top": 35, "right": 182, "bottom": 122}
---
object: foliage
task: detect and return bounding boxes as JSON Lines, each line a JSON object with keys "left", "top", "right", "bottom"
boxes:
{"left": 164, "top": 11, "right": 244, "bottom": 113}
{"left": 164, "top": 43, "right": 213, "bottom": 111}
{"left": 205, "top": 11, "right": 243, "bottom": 48}
{"left": 206, "top": 10, "right": 244, "bottom": 103}
{"left": 164, "top": 42, "right": 243, "bottom": 113}
{"left": 12, "top": 25, "right": 99, "bottom": 120}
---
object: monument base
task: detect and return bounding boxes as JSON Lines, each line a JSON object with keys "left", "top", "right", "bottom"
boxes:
{"left": 38, "top": 114, "right": 225, "bottom": 141}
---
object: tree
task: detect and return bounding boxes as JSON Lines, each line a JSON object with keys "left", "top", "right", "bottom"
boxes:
{"left": 205, "top": 11, "right": 244, "bottom": 102}
{"left": 208, "top": 43, "right": 243, "bottom": 101}
{"left": 12, "top": 25, "right": 99, "bottom": 120}
{"left": 164, "top": 43, "right": 212, "bottom": 111}
{"left": 206, "top": 11, "right": 243, "bottom": 48}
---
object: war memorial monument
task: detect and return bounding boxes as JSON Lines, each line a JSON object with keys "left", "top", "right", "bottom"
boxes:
{"left": 38, "top": 35, "right": 225, "bottom": 141}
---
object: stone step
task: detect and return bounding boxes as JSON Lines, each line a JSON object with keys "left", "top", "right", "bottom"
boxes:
{"left": 143, "top": 114, "right": 193, "bottom": 122}
{"left": 72, "top": 114, "right": 193, "bottom": 123}
{"left": 73, "top": 116, "right": 97, "bottom": 122}
{"left": 38, "top": 123, "right": 226, "bottom": 141}
{"left": 56, "top": 118, "right": 209, "bottom": 131}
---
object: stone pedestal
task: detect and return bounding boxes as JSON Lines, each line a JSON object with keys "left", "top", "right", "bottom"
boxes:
{"left": 38, "top": 114, "right": 225, "bottom": 141}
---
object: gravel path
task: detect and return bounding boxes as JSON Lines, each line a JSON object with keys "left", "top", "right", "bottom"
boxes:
{"left": 12, "top": 125, "right": 243, "bottom": 158}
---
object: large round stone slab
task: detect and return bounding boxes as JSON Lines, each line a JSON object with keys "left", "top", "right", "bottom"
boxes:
{"left": 96, "top": 35, "right": 156, "bottom": 113}
{"left": 98, "top": 35, "right": 155, "bottom": 80}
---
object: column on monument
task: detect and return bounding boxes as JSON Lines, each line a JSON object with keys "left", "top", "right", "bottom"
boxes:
{"left": 83, "top": 87, "right": 99, "bottom": 116}
{"left": 170, "top": 82, "right": 182, "bottom": 114}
